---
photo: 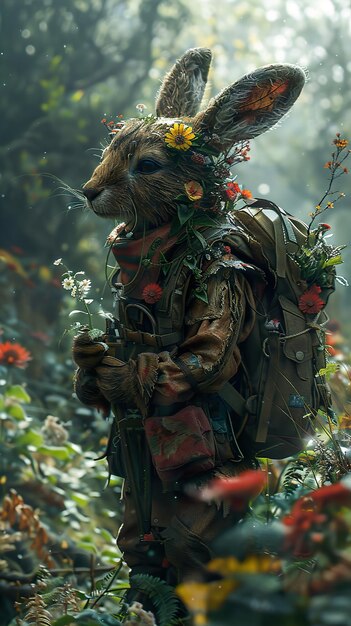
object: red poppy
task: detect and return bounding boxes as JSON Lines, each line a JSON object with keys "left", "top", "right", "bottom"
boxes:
{"left": 0, "top": 341, "right": 32, "bottom": 368}
{"left": 298, "top": 284, "right": 324, "bottom": 315}
{"left": 225, "top": 181, "right": 241, "bottom": 200}
{"left": 142, "top": 283, "right": 163, "bottom": 304}
{"left": 198, "top": 470, "right": 266, "bottom": 510}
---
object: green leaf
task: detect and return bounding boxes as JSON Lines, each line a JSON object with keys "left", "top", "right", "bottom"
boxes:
{"left": 5, "top": 385, "right": 31, "bottom": 403}
{"left": 99, "top": 528, "right": 116, "bottom": 543}
{"left": 183, "top": 256, "right": 197, "bottom": 270}
{"left": 192, "top": 214, "right": 220, "bottom": 228}
{"left": 192, "top": 229, "right": 208, "bottom": 249}
{"left": 194, "top": 288, "right": 209, "bottom": 303}
{"left": 8, "top": 403, "right": 26, "bottom": 420}
{"left": 318, "top": 362, "right": 339, "bottom": 380}
{"left": 52, "top": 616, "right": 77, "bottom": 626}
{"left": 37, "top": 445, "right": 71, "bottom": 460}
{"left": 177, "top": 204, "right": 194, "bottom": 226}
{"left": 322, "top": 254, "right": 343, "bottom": 268}
{"left": 77, "top": 540, "right": 98, "bottom": 554}
{"left": 71, "top": 492, "right": 90, "bottom": 507}
{"left": 16, "top": 429, "right": 44, "bottom": 447}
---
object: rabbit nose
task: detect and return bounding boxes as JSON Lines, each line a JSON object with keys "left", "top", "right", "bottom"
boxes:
{"left": 82, "top": 187, "right": 102, "bottom": 202}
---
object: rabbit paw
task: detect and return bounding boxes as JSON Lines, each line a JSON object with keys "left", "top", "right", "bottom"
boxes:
{"left": 72, "top": 329, "right": 109, "bottom": 369}
{"left": 74, "top": 368, "right": 111, "bottom": 417}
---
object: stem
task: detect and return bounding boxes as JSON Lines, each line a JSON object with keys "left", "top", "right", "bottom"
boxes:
{"left": 82, "top": 299, "right": 93, "bottom": 330}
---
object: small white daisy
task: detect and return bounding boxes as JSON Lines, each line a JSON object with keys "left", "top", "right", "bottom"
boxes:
{"left": 78, "top": 279, "right": 91, "bottom": 296}
{"left": 62, "top": 277, "right": 75, "bottom": 290}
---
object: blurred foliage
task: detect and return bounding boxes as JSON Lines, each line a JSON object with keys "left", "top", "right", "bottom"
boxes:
{"left": 1, "top": 0, "right": 351, "bottom": 624}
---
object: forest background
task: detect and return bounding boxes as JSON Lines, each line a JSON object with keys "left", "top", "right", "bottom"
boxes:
{"left": 0, "top": 1, "right": 351, "bottom": 625}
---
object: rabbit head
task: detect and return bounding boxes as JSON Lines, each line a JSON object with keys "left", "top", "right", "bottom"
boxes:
{"left": 82, "top": 48, "right": 306, "bottom": 231}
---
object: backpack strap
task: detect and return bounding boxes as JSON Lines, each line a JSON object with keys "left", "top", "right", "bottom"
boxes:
{"left": 246, "top": 198, "right": 299, "bottom": 278}
{"left": 218, "top": 381, "right": 247, "bottom": 417}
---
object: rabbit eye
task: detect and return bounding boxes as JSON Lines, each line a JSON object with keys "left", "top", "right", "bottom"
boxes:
{"left": 136, "top": 159, "right": 162, "bottom": 174}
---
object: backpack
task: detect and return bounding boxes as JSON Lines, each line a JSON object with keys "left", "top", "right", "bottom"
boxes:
{"left": 105, "top": 198, "right": 335, "bottom": 462}
{"left": 216, "top": 199, "right": 334, "bottom": 459}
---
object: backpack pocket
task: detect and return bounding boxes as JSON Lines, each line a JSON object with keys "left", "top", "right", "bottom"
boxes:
{"left": 144, "top": 406, "right": 216, "bottom": 487}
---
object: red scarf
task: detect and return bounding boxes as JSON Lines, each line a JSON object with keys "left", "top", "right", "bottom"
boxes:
{"left": 110, "top": 223, "right": 178, "bottom": 299}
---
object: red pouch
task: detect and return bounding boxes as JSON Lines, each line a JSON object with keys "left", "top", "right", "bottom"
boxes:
{"left": 144, "top": 406, "right": 215, "bottom": 485}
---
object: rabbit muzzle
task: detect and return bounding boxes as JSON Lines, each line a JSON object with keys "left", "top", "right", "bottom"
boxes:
{"left": 83, "top": 186, "right": 134, "bottom": 223}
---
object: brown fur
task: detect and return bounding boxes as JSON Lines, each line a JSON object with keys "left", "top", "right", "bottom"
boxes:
{"left": 83, "top": 48, "right": 306, "bottom": 232}
{"left": 84, "top": 118, "right": 212, "bottom": 228}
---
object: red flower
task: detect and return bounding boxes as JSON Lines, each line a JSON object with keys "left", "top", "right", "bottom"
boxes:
{"left": 282, "top": 497, "right": 326, "bottom": 557}
{"left": 241, "top": 188, "right": 253, "bottom": 200}
{"left": 0, "top": 341, "right": 32, "bottom": 369}
{"left": 225, "top": 181, "right": 241, "bottom": 200}
{"left": 309, "top": 481, "right": 351, "bottom": 508}
{"left": 298, "top": 284, "right": 324, "bottom": 315}
{"left": 198, "top": 470, "right": 266, "bottom": 510}
{"left": 142, "top": 283, "right": 163, "bottom": 304}
{"left": 223, "top": 245, "right": 232, "bottom": 255}
{"left": 282, "top": 479, "right": 351, "bottom": 557}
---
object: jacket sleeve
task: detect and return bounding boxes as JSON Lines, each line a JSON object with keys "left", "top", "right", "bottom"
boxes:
{"left": 95, "top": 269, "right": 256, "bottom": 415}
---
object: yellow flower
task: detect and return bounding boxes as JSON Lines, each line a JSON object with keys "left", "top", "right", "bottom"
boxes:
{"left": 184, "top": 180, "right": 203, "bottom": 201}
{"left": 207, "top": 554, "right": 281, "bottom": 576}
{"left": 165, "top": 122, "right": 195, "bottom": 150}
{"left": 176, "top": 579, "right": 237, "bottom": 625}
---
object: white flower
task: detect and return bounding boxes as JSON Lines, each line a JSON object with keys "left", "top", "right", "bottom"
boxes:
{"left": 62, "top": 277, "right": 75, "bottom": 290}
{"left": 136, "top": 103, "right": 147, "bottom": 113}
{"left": 71, "top": 286, "right": 77, "bottom": 297}
{"left": 78, "top": 279, "right": 91, "bottom": 297}
{"left": 53, "top": 258, "right": 63, "bottom": 266}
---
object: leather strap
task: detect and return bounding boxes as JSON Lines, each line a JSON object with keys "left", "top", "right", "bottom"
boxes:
{"left": 218, "top": 381, "right": 246, "bottom": 418}
{"left": 255, "top": 332, "right": 281, "bottom": 443}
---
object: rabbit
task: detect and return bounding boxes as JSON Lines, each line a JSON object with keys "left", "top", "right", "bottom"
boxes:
{"left": 72, "top": 48, "right": 306, "bottom": 591}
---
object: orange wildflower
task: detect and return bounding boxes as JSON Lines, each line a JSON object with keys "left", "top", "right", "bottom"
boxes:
{"left": 0, "top": 341, "right": 32, "bottom": 368}
{"left": 184, "top": 181, "right": 203, "bottom": 202}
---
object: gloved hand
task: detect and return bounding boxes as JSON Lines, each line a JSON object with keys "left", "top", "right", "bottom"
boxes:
{"left": 95, "top": 356, "right": 139, "bottom": 407}
{"left": 72, "top": 329, "right": 112, "bottom": 416}
{"left": 72, "top": 330, "right": 159, "bottom": 416}
{"left": 72, "top": 329, "right": 109, "bottom": 369}
{"left": 74, "top": 367, "right": 111, "bottom": 417}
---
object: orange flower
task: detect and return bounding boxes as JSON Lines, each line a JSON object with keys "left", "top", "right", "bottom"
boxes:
{"left": 225, "top": 181, "right": 240, "bottom": 200}
{"left": 298, "top": 285, "right": 324, "bottom": 315}
{"left": 142, "top": 283, "right": 163, "bottom": 304}
{"left": 184, "top": 181, "right": 203, "bottom": 202}
{"left": 241, "top": 188, "right": 253, "bottom": 199}
{"left": 333, "top": 138, "right": 348, "bottom": 149}
{"left": 0, "top": 341, "right": 32, "bottom": 368}
{"left": 198, "top": 470, "right": 266, "bottom": 510}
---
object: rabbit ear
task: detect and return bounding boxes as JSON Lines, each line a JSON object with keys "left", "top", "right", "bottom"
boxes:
{"left": 155, "top": 48, "right": 212, "bottom": 118}
{"left": 193, "top": 64, "right": 306, "bottom": 149}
